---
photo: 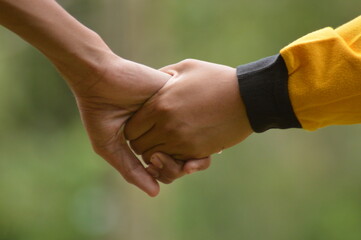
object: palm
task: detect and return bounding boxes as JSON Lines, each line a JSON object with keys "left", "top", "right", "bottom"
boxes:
{"left": 72, "top": 58, "right": 170, "bottom": 196}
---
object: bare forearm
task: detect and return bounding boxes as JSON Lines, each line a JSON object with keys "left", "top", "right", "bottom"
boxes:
{"left": 0, "top": 0, "right": 113, "bottom": 84}
{"left": 0, "top": 0, "right": 173, "bottom": 196}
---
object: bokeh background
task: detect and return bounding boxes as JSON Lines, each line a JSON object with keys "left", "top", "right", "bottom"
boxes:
{"left": 1, "top": 0, "right": 361, "bottom": 239}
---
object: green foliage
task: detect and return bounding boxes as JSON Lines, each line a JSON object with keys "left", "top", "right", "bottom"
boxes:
{"left": 1, "top": 0, "right": 361, "bottom": 239}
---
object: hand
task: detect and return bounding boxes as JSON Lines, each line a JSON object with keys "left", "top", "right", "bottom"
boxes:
{"left": 146, "top": 153, "right": 211, "bottom": 184}
{"left": 0, "top": 0, "right": 202, "bottom": 196}
{"left": 125, "top": 59, "right": 253, "bottom": 162}
{"left": 64, "top": 53, "right": 170, "bottom": 197}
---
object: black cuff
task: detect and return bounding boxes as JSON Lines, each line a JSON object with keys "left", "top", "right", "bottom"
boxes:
{"left": 237, "top": 54, "right": 301, "bottom": 133}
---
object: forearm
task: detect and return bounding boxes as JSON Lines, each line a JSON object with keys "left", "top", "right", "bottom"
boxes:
{"left": 281, "top": 16, "right": 361, "bottom": 130}
{"left": 237, "top": 16, "right": 361, "bottom": 132}
{"left": 0, "top": 0, "right": 113, "bottom": 84}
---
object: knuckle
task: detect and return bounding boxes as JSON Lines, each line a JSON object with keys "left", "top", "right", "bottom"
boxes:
{"left": 179, "top": 58, "right": 196, "bottom": 67}
{"left": 169, "top": 124, "right": 189, "bottom": 141}
{"left": 163, "top": 124, "right": 180, "bottom": 138}
{"left": 154, "top": 100, "right": 171, "bottom": 114}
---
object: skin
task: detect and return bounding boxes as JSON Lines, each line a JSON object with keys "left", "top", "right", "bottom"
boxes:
{"left": 0, "top": 0, "right": 208, "bottom": 196}
{"left": 0, "top": 0, "right": 227, "bottom": 194}
{"left": 146, "top": 152, "right": 211, "bottom": 184}
{"left": 125, "top": 59, "right": 254, "bottom": 182}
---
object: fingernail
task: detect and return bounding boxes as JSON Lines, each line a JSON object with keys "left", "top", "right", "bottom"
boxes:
{"left": 147, "top": 167, "right": 159, "bottom": 178}
{"left": 151, "top": 154, "right": 163, "bottom": 169}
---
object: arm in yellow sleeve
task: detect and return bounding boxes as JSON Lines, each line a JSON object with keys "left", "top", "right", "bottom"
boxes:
{"left": 281, "top": 16, "right": 361, "bottom": 130}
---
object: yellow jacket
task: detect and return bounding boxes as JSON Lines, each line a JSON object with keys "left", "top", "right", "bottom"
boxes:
{"left": 281, "top": 16, "right": 361, "bottom": 131}
{"left": 237, "top": 16, "right": 361, "bottom": 132}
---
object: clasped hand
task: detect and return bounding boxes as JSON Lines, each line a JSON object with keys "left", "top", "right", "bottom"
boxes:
{"left": 0, "top": 0, "right": 252, "bottom": 198}
{"left": 124, "top": 59, "right": 252, "bottom": 191}
{"left": 71, "top": 53, "right": 252, "bottom": 197}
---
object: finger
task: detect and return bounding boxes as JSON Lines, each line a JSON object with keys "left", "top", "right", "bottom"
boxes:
{"left": 129, "top": 125, "right": 165, "bottom": 155}
{"left": 141, "top": 144, "right": 176, "bottom": 164}
{"left": 146, "top": 164, "right": 160, "bottom": 178}
{"left": 124, "top": 102, "right": 156, "bottom": 141}
{"left": 183, "top": 156, "right": 212, "bottom": 174}
{"left": 101, "top": 140, "right": 160, "bottom": 197}
{"left": 150, "top": 152, "right": 185, "bottom": 184}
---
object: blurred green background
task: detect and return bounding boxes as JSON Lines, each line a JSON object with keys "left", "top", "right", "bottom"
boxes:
{"left": 1, "top": 0, "right": 361, "bottom": 239}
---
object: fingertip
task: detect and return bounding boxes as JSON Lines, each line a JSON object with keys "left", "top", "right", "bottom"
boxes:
{"left": 186, "top": 168, "right": 198, "bottom": 175}
{"left": 144, "top": 171, "right": 160, "bottom": 197}
{"left": 183, "top": 157, "right": 211, "bottom": 174}
{"left": 184, "top": 165, "right": 198, "bottom": 174}
{"left": 147, "top": 184, "right": 160, "bottom": 197}
{"left": 117, "top": 147, "right": 160, "bottom": 198}
{"left": 130, "top": 172, "right": 160, "bottom": 197}
{"left": 131, "top": 171, "right": 160, "bottom": 197}
{"left": 183, "top": 161, "right": 199, "bottom": 172}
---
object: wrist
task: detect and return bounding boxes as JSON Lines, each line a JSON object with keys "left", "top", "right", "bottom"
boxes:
{"left": 50, "top": 32, "right": 116, "bottom": 87}
{"left": 237, "top": 54, "right": 301, "bottom": 132}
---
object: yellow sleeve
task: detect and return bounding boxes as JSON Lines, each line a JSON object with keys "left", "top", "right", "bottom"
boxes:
{"left": 280, "top": 16, "right": 361, "bottom": 131}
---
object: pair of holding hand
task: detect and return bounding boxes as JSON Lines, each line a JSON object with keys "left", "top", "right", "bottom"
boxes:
{"left": 5, "top": 1, "right": 361, "bottom": 197}
{"left": 80, "top": 57, "right": 253, "bottom": 197}
{"left": 0, "top": 0, "right": 252, "bottom": 197}
{"left": 125, "top": 59, "right": 253, "bottom": 187}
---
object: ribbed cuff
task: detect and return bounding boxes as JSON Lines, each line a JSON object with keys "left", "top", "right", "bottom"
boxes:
{"left": 237, "top": 54, "right": 301, "bottom": 133}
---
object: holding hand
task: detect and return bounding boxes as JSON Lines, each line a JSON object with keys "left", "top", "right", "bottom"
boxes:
{"left": 0, "top": 0, "right": 253, "bottom": 195}
{"left": 125, "top": 59, "right": 253, "bottom": 165}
